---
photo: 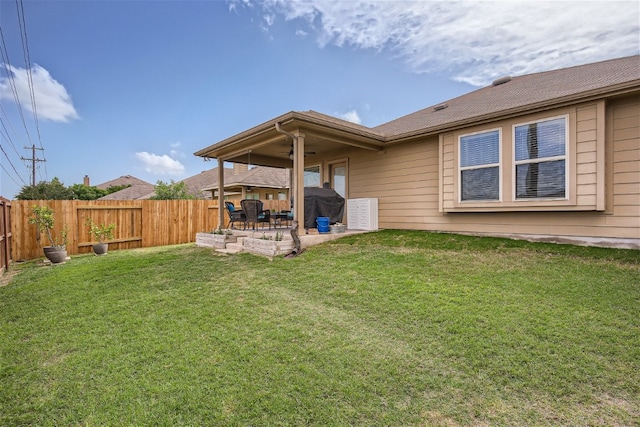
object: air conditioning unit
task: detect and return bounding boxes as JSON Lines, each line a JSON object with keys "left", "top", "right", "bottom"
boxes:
{"left": 347, "top": 198, "right": 378, "bottom": 231}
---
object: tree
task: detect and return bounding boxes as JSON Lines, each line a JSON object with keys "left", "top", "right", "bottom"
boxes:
{"left": 15, "top": 177, "right": 74, "bottom": 200}
{"left": 150, "top": 180, "right": 194, "bottom": 200}
{"left": 28, "top": 205, "right": 68, "bottom": 247}
{"left": 105, "top": 184, "right": 131, "bottom": 195}
{"left": 69, "top": 184, "right": 108, "bottom": 200}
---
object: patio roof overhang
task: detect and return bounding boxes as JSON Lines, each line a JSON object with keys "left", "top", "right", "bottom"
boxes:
{"left": 194, "top": 111, "right": 386, "bottom": 168}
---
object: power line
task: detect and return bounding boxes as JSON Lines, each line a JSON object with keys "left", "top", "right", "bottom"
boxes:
{"left": 0, "top": 142, "right": 27, "bottom": 185}
{"left": 0, "top": 114, "right": 23, "bottom": 159}
{"left": 0, "top": 26, "right": 34, "bottom": 148}
{"left": 15, "top": 0, "right": 43, "bottom": 150}
{"left": 0, "top": 158, "right": 24, "bottom": 187}
{"left": 0, "top": 1, "right": 48, "bottom": 190}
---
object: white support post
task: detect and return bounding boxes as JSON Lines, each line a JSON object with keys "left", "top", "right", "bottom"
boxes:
{"left": 293, "top": 131, "right": 305, "bottom": 235}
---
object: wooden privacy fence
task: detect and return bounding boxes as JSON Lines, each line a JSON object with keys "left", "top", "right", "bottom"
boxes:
{"left": 13, "top": 199, "right": 290, "bottom": 262}
{"left": 13, "top": 200, "right": 219, "bottom": 261}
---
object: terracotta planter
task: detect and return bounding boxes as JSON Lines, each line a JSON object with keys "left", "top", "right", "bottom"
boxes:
{"left": 43, "top": 246, "right": 67, "bottom": 264}
{"left": 92, "top": 243, "right": 108, "bottom": 255}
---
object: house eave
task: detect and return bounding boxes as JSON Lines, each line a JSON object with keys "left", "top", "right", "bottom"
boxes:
{"left": 194, "top": 111, "right": 385, "bottom": 160}
{"left": 385, "top": 80, "right": 640, "bottom": 144}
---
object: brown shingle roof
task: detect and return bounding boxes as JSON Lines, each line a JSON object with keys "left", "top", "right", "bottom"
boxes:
{"left": 225, "top": 166, "right": 289, "bottom": 188}
{"left": 95, "top": 175, "right": 152, "bottom": 190}
{"left": 375, "top": 55, "right": 640, "bottom": 139}
{"left": 200, "top": 166, "right": 289, "bottom": 192}
{"left": 178, "top": 168, "right": 223, "bottom": 199}
{"left": 99, "top": 183, "right": 155, "bottom": 200}
{"left": 93, "top": 167, "right": 288, "bottom": 200}
{"left": 96, "top": 175, "right": 155, "bottom": 200}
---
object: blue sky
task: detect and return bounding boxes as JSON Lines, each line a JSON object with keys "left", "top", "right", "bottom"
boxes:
{"left": 0, "top": 0, "right": 638, "bottom": 198}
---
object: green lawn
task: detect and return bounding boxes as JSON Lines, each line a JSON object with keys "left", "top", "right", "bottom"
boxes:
{"left": 1, "top": 230, "right": 638, "bottom": 426}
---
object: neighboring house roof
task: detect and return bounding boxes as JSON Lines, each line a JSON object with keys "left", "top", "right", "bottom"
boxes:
{"left": 96, "top": 175, "right": 151, "bottom": 190}
{"left": 224, "top": 166, "right": 289, "bottom": 189}
{"left": 96, "top": 175, "right": 154, "bottom": 200}
{"left": 97, "top": 167, "right": 290, "bottom": 200}
{"left": 178, "top": 168, "right": 222, "bottom": 199}
{"left": 96, "top": 169, "right": 239, "bottom": 200}
{"left": 100, "top": 184, "right": 155, "bottom": 200}
{"left": 201, "top": 166, "right": 289, "bottom": 192}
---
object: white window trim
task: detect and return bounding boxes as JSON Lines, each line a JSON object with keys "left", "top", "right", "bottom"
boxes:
{"left": 512, "top": 115, "right": 569, "bottom": 202}
{"left": 458, "top": 128, "right": 502, "bottom": 203}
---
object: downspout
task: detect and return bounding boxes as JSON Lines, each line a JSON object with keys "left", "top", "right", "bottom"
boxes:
{"left": 275, "top": 121, "right": 295, "bottom": 142}
{"left": 275, "top": 122, "right": 304, "bottom": 238}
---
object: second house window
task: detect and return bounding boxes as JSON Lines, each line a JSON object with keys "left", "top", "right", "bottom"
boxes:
{"left": 459, "top": 129, "right": 501, "bottom": 201}
{"left": 514, "top": 116, "right": 567, "bottom": 200}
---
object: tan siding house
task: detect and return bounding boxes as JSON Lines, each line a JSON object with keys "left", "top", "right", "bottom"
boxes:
{"left": 195, "top": 56, "right": 640, "bottom": 248}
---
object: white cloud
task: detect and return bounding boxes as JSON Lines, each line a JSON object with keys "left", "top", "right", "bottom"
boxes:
{"left": 169, "top": 142, "right": 186, "bottom": 158}
{"left": 135, "top": 152, "right": 185, "bottom": 175}
{"left": 241, "top": 0, "right": 639, "bottom": 86}
{"left": 339, "top": 110, "right": 361, "bottom": 124}
{"left": 0, "top": 63, "right": 79, "bottom": 122}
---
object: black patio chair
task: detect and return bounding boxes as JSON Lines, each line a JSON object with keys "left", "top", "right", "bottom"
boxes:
{"left": 225, "top": 201, "right": 246, "bottom": 229}
{"left": 240, "top": 199, "right": 271, "bottom": 230}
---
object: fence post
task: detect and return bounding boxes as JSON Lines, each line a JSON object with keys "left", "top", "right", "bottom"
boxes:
{"left": 1, "top": 198, "right": 10, "bottom": 272}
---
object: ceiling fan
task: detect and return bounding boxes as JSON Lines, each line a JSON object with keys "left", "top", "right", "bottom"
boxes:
{"left": 285, "top": 143, "right": 316, "bottom": 159}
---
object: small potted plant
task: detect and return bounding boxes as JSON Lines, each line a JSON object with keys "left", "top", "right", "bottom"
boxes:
{"left": 86, "top": 218, "right": 116, "bottom": 255}
{"left": 28, "top": 205, "right": 68, "bottom": 263}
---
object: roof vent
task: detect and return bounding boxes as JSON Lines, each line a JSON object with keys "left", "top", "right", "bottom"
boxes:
{"left": 433, "top": 103, "right": 448, "bottom": 111}
{"left": 492, "top": 76, "right": 512, "bottom": 86}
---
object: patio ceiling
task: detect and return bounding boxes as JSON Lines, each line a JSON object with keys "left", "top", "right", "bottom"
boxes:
{"left": 194, "top": 111, "right": 386, "bottom": 168}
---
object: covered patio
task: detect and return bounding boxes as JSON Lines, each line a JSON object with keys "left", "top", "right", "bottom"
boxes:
{"left": 194, "top": 111, "right": 385, "bottom": 236}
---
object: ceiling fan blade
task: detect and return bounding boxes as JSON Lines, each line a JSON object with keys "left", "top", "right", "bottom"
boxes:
{"left": 286, "top": 144, "right": 316, "bottom": 157}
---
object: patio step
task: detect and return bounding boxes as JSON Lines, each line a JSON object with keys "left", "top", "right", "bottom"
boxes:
{"left": 216, "top": 238, "right": 244, "bottom": 254}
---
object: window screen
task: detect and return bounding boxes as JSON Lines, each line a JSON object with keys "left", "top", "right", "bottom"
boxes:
{"left": 514, "top": 117, "right": 566, "bottom": 199}
{"left": 459, "top": 130, "right": 500, "bottom": 201}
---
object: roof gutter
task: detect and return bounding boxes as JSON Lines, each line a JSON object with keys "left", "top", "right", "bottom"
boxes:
{"left": 275, "top": 121, "right": 296, "bottom": 141}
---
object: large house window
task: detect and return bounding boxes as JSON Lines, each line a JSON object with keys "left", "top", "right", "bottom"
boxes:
{"left": 514, "top": 116, "right": 567, "bottom": 199}
{"left": 459, "top": 129, "right": 500, "bottom": 201}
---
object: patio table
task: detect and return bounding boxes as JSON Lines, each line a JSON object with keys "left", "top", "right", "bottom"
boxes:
{"left": 272, "top": 211, "right": 293, "bottom": 228}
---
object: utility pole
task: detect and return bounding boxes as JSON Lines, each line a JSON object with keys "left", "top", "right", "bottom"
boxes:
{"left": 21, "top": 145, "right": 45, "bottom": 186}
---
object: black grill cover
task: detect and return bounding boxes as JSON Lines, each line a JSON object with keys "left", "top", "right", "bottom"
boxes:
{"left": 302, "top": 187, "right": 345, "bottom": 229}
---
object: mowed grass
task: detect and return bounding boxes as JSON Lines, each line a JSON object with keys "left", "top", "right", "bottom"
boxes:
{"left": 1, "top": 230, "right": 638, "bottom": 426}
